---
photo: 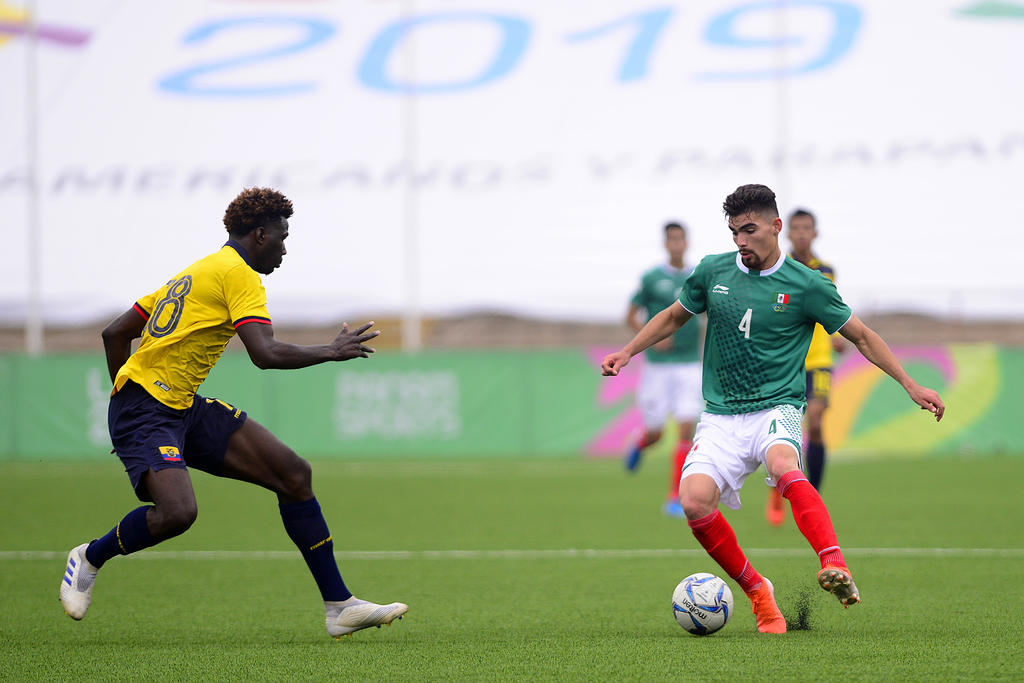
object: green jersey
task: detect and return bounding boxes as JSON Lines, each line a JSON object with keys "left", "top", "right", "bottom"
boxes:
{"left": 631, "top": 264, "right": 700, "bottom": 364}
{"left": 678, "top": 252, "right": 852, "bottom": 415}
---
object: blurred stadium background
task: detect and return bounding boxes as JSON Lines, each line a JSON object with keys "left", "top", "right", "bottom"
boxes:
{"left": 1, "top": 0, "right": 1022, "bottom": 461}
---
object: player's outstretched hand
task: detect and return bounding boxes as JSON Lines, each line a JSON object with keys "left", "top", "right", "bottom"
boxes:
{"left": 332, "top": 322, "right": 380, "bottom": 361}
{"left": 601, "top": 350, "right": 631, "bottom": 376}
{"left": 908, "top": 383, "right": 945, "bottom": 422}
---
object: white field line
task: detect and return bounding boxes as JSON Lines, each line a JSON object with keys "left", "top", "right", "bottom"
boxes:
{"left": 3, "top": 547, "right": 1023, "bottom": 561}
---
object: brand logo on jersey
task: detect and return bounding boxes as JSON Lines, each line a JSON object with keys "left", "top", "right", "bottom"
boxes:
{"left": 153, "top": 380, "right": 170, "bottom": 392}
{"left": 158, "top": 446, "right": 182, "bottom": 462}
{"left": 206, "top": 397, "right": 242, "bottom": 419}
{"left": 712, "top": 284, "right": 729, "bottom": 295}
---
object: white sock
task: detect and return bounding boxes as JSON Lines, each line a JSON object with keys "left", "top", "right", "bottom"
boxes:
{"left": 324, "top": 596, "right": 365, "bottom": 619}
{"left": 76, "top": 555, "right": 99, "bottom": 591}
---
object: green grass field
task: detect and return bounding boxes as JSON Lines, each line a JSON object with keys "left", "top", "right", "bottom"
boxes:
{"left": 2, "top": 453, "right": 1023, "bottom": 681}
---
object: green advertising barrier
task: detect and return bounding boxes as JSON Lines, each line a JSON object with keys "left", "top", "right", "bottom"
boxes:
{"left": 1, "top": 344, "right": 1022, "bottom": 460}
{"left": 0, "top": 350, "right": 615, "bottom": 460}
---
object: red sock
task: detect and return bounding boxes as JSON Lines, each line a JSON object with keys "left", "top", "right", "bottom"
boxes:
{"left": 776, "top": 470, "right": 846, "bottom": 568}
{"left": 668, "top": 440, "right": 691, "bottom": 499}
{"left": 687, "top": 510, "right": 763, "bottom": 592}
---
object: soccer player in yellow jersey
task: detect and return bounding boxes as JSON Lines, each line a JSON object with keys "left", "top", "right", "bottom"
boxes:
{"left": 59, "top": 188, "right": 408, "bottom": 638}
{"left": 765, "top": 208, "right": 846, "bottom": 526}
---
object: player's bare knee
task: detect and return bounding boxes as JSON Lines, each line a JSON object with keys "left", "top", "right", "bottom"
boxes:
{"left": 150, "top": 499, "right": 197, "bottom": 538}
{"left": 279, "top": 453, "right": 313, "bottom": 499}
{"left": 766, "top": 446, "right": 801, "bottom": 481}
{"left": 769, "top": 462, "right": 803, "bottom": 483}
{"left": 679, "top": 490, "right": 715, "bottom": 520}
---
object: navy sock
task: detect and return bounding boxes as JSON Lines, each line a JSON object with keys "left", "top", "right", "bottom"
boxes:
{"left": 85, "top": 506, "right": 156, "bottom": 568}
{"left": 279, "top": 497, "right": 352, "bottom": 602}
{"left": 806, "top": 441, "right": 826, "bottom": 490}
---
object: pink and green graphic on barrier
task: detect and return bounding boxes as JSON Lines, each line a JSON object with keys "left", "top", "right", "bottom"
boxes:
{"left": 587, "top": 344, "right": 1023, "bottom": 457}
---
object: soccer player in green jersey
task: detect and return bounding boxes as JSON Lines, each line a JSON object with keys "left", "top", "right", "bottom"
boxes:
{"left": 59, "top": 188, "right": 408, "bottom": 638}
{"left": 623, "top": 222, "right": 703, "bottom": 519}
{"left": 602, "top": 184, "right": 944, "bottom": 634}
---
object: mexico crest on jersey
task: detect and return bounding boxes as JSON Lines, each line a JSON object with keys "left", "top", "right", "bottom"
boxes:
{"left": 773, "top": 292, "right": 790, "bottom": 312}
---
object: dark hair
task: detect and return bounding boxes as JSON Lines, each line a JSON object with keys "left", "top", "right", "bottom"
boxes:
{"left": 722, "top": 184, "right": 778, "bottom": 220}
{"left": 223, "top": 187, "right": 294, "bottom": 237}
{"left": 664, "top": 221, "right": 687, "bottom": 237}
{"left": 788, "top": 208, "right": 816, "bottom": 227}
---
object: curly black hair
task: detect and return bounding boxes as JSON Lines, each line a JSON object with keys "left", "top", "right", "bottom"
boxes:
{"left": 722, "top": 184, "right": 778, "bottom": 220}
{"left": 223, "top": 187, "right": 294, "bottom": 236}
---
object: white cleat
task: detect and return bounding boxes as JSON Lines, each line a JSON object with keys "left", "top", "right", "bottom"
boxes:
{"left": 326, "top": 598, "right": 409, "bottom": 639}
{"left": 59, "top": 543, "right": 98, "bottom": 620}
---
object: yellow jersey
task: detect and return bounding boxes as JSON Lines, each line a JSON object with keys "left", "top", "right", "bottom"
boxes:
{"left": 789, "top": 253, "right": 836, "bottom": 371}
{"left": 113, "top": 242, "right": 271, "bottom": 409}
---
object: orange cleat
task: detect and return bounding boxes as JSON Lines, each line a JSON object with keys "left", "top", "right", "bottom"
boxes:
{"left": 744, "top": 577, "right": 786, "bottom": 634}
{"left": 765, "top": 487, "right": 786, "bottom": 527}
{"left": 817, "top": 565, "right": 860, "bottom": 608}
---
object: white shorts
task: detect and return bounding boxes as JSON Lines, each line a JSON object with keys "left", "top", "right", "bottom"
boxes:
{"left": 637, "top": 361, "right": 703, "bottom": 429}
{"left": 680, "top": 406, "right": 804, "bottom": 510}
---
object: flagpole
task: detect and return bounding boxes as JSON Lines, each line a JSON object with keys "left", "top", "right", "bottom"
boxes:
{"left": 400, "top": 0, "right": 422, "bottom": 351}
{"left": 25, "top": 0, "right": 44, "bottom": 355}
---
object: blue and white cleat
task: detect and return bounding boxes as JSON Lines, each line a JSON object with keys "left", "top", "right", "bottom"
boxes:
{"left": 327, "top": 598, "right": 409, "bottom": 639}
{"left": 59, "top": 542, "right": 98, "bottom": 620}
{"left": 624, "top": 445, "right": 643, "bottom": 472}
{"left": 662, "top": 500, "right": 686, "bottom": 518}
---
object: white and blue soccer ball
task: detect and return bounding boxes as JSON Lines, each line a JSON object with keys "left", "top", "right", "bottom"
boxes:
{"left": 672, "top": 572, "right": 734, "bottom": 635}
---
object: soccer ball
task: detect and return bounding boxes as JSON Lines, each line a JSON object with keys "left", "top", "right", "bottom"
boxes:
{"left": 672, "top": 572, "right": 734, "bottom": 635}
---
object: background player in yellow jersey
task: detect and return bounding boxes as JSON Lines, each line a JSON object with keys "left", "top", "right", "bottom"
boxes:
{"left": 766, "top": 208, "right": 847, "bottom": 525}
{"left": 59, "top": 188, "right": 408, "bottom": 639}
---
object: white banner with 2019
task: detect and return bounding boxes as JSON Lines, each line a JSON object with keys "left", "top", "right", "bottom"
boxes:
{"left": 1, "top": 1, "right": 1020, "bottom": 323}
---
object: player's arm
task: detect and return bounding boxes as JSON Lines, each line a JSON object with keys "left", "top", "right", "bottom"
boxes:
{"left": 837, "top": 314, "right": 945, "bottom": 421}
{"left": 625, "top": 303, "right": 645, "bottom": 333}
{"left": 825, "top": 266, "right": 846, "bottom": 353}
{"left": 602, "top": 301, "right": 692, "bottom": 376}
{"left": 628, "top": 303, "right": 673, "bottom": 352}
{"left": 101, "top": 307, "right": 147, "bottom": 383}
{"left": 830, "top": 333, "right": 847, "bottom": 354}
{"left": 236, "top": 320, "right": 380, "bottom": 370}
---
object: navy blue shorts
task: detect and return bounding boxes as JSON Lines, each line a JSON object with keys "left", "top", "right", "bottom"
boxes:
{"left": 805, "top": 368, "right": 832, "bottom": 404}
{"left": 108, "top": 380, "right": 247, "bottom": 501}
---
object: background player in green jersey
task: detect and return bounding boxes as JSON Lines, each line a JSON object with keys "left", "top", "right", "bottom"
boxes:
{"left": 602, "top": 184, "right": 944, "bottom": 634}
{"left": 623, "top": 222, "right": 703, "bottom": 519}
{"left": 59, "top": 188, "right": 408, "bottom": 639}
